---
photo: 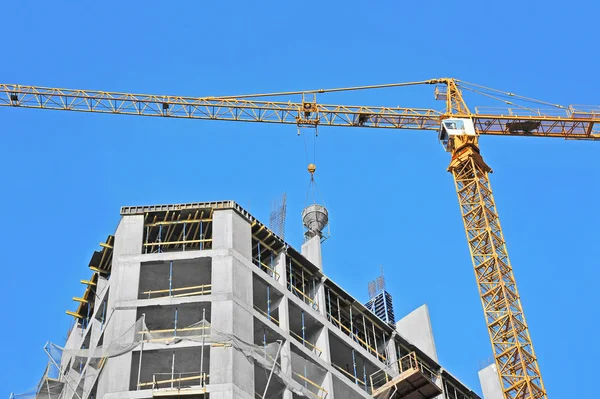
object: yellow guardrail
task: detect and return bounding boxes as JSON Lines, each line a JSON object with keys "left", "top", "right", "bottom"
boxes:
{"left": 289, "top": 330, "right": 323, "bottom": 356}
{"left": 290, "top": 285, "right": 319, "bottom": 310}
{"left": 369, "top": 351, "right": 437, "bottom": 395}
{"left": 253, "top": 258, "right": 281, "bottom": 280}
{"left": 141, "top": 284, "right": 211, "bottom": 299}
{"left": 327, "top": 314, "right": 386, "bottom": 362}
{"left": 138, "top": 372, "right": 208, "bottom": 388}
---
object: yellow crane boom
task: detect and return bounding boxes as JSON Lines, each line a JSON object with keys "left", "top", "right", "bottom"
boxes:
{"left": 1, "top": 80, "right": 598, "bottom": 138}
{"left": 2, "top": 78, "right": 598, "bottom": 399}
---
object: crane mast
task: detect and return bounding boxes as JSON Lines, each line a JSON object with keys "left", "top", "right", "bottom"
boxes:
{"left": 449, "top": 135, "right": 546, "bottom": 399}
{"left": 2, "top": 78, "right": 598, "bottom": 399}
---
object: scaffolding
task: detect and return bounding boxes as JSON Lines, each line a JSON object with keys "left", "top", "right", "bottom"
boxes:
{"left": 143, "top": 209, "right": 213, "bottom": 253}
{"left": 325, "top": 286, "right": 388, "bottom": 363}
{"left": 370, "top": 352, "right": 441, "bottom": 399}
{"left": 252, "top": 221, "right": 285, "bottom": 281}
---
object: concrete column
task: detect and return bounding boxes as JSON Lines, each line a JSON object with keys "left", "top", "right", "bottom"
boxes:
{"left": 90, "top": 276, "right": 109, "bottom": 347}
{"left": 278, "top": 341, "right": 293, "bottom": 399}
{"left": 302, "top": 236, "right": 328, "bottom": 319}
{"left": 274, "top": 251, "right": 288, "bottom": 289}
{"left": 395, "top": 304, "right": 438, "bottom": 362}
{"left": 97, "top": 214, "right": 144, "bottom": 397}
{"left": 478, "top": 364, "right": 503, "bottom": 399}
{"left": 301, "top": 237, "right": 334, "bottom": 397}
{"left": 315, "top": 321, "right": 335, "bottom": 399}
{"left": 212, "top": 209, "right": 251, "bottom": 260}
{"left": 272, "top": 253, "right": 293, "bottom": 399}
{"left": 301, "top": 236, "right": 322, "bottom": 271}
{"left": 210, "top": 209, "right": 254, "bottom": 399}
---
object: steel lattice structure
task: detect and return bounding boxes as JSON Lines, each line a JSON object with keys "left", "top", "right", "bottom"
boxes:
{"left": 449, "top": 137, "right": 545, "bottom": 399}
{"left": 2, "top": 78, "right": 598, "bottom": 399}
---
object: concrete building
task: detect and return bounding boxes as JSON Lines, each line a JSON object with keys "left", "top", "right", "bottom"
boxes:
{"left": 18, "top": 201, "right": 484, "bottom": 399}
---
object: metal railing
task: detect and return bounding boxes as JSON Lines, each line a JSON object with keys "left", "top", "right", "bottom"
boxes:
{"left": 290, "top": 285, "right": 319, "bottom": 311}
{"left": 140, "top": 283, "right": 211, "bottom": 299}
{"left": 474, "top": 106, "right": 571, "bottom": 118}
{"left": 138, "top": 372, "right": 208, "bottom": 390}
{"left": 289, "top": 330, "right": 323, "bottom": 356}
{"left": 326, "top": 313, "right": 386, "bottom": 363}
{"left": 369, "top": 352, "right": 438, "bottom": 395}
{"left": 253, "top": 257, "right": 281, "bottom": 281}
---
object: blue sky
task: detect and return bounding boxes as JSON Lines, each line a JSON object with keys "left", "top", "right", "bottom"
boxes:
{"left": 1, "top": 1, "right": 598, "bottom": 397}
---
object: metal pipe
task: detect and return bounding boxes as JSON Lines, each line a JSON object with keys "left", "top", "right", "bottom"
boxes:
{"left": 44, "top": 342, "right": 83, "bottom": 399}
{"left": 183, "top": 222, "right": 186, "bottom": 251}
{"left": 200, "top": 309, "right": 205, "bottom": 386}
{"left": 327, "top": 288, "right": 332, "bottom": 320}
{"left": 262, "top": 340, "right": 283, "bottom": 399}
{"left": 301, "top": 311, "right": 306, "bottom": 347}
{"left": 362, "top": 315, "right": 368, "bottom": 351}
{"left": 336, "top": 296, "right": 341, "bottom": 329}
{"left": 352, "top": 349, "right": 358, "bottom": 385}
{"left": 267, "top": 285, "right": 271, "bottom": 318}
{"left": 174, "top": 308, "right": 178, "bottom": 337}
{"left": 288, "top": 257, "right": 292, "bottom": 290}
{"left": 301, "top": 268, "right": 305, "bottom": 301}
{"left": 169, "top": 261, "right": 173, "bottom": 297}
{"left": 258, "top": 242, "right": 261, "bottom": 265}
{"left": 200, "top": 221, "right": 203, "bottom": 250}
{"left": 372, "top": 323, "right": 380, "bottom": 360}
{"left": 349, "top": 305, "right": 354, "bottom": 341}
{"left": 171, "top": 352, "right": 175, "bottom": 388}
{"left": 158, "top": 225, "right": 162, "bottom": 253}
{"left": 137, "top": 313, "right": 146, "bottom": 390}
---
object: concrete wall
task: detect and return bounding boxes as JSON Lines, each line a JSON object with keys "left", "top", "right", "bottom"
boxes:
{"left": 395, "top": 304, "right": 438, "bottom": 362}
{"left": 97, "top": 214, "right": 144, "bottom": 398}
{"left": 209, "top": 209, "right": 255, "bottom": 399}
{"left": 478, "top": 364, "right": 503, "bottom": 399}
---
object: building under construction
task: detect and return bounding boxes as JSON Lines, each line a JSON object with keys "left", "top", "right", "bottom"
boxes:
{"left": 13, "top": 200, "right": 493, "bottom": 399}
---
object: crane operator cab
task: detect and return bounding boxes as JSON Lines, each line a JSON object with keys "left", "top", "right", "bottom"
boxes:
{"left": 438, "top": 118, "right": 477, "bottom": 152}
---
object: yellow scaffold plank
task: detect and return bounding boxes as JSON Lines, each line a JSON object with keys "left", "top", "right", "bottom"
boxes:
{"left": 89, "top": 266, "right": 109, "bottom": 274}
{"left": 73, "top": 297, "right": 88, "bottom": 303}
{"left": 80, "top": 280, "right": 96, "bottom": 286}
{"left": 99, "top": 242, "right": 113, "bottom": 249}
{"left": 66, "top": 310, "right": 84, "bottom": 319}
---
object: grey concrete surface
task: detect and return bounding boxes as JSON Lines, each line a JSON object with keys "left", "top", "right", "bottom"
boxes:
{"left": 395, "top": 304, "right": 439, "bottom": 362}
{"left": 478, "top": 364, "right": 503, "bottom": 399}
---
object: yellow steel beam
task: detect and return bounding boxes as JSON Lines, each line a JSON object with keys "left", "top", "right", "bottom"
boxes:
{"left": 145, "top": 218, "right": 212, "bottom": 227}
{"left": 66, "top": 310, "right": 83, "bottom": 319}
{"left": 143, "top": 239, "right": 211, "bottom": 246}
{"left": 72, "top": 297, "right": 88, "bottom": 303}
{"left": 80, "top": 279, "right": 96, "bottom": 286}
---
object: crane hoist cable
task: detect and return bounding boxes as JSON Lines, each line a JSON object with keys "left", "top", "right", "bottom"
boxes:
{"left": 303, "top": 130, "right": 321, "bottom": 207}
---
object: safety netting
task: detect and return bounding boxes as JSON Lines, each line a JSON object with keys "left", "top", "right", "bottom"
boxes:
{"left": 11, "top": 317, "right": 328, "bottom": 399}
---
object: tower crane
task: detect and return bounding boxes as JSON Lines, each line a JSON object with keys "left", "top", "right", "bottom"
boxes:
{"left": 1, "top": 78, "right": 598, "bottom": 399}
